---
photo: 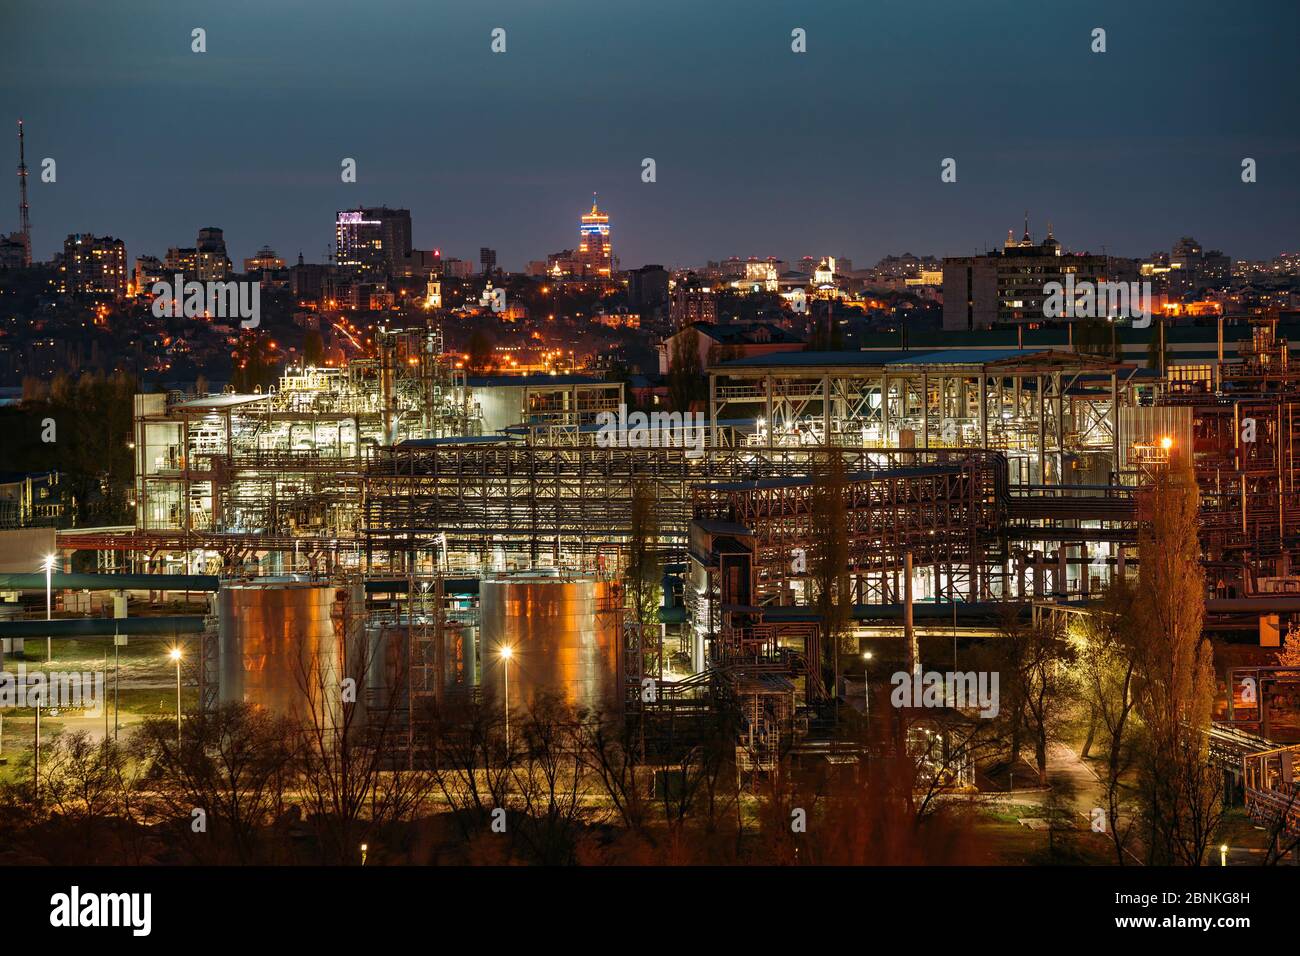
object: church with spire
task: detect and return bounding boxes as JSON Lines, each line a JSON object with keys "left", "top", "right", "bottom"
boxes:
{"left": 1004, "top": 213, "right": 1060, "bottom": 255}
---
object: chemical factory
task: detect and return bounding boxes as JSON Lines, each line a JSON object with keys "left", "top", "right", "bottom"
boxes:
{"left": 3, "top": 318, "right": 1300, "bottom": 795}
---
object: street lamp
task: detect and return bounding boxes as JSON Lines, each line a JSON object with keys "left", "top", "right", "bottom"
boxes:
{"left": 862, "top": 651, "right": 874, "bottom": 724}
{"left": 170, "top": 647, "right": 182, "bottom": 745}
{"left": 360, "top": 843, "right": 368, "bottom": 866}
{"left": 1219, "top": 843, "right": 1229, "bottom": 867}
{"left": 499, "top": 645, "right": 513, "bottom": 751}
{"left": 41, "top": 554, "right": 56, "bottom": 663}
{"left": 32, "top": 680, "right": 41, "bottom": 804}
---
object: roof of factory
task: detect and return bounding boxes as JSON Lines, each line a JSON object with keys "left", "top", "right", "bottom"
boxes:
{"left": 397, "top": 434, "right": 521, "bottom": 447}
{"left": 691, "top": 518, "right": 755, "bottom": 536}
{"left": 700, "top": 465, "right": 959, "bottom": 491}
{"left": 718, "top": 347, "right": 1127, "bottom": 370}
{"left": 171, "top": 393, "right": 271, "bottom": 411}
{"left": 718, "top": 349, "right": 917, "bottom": 368}
{"left": 467, "top": 374, "right": 611, "bottom": 388}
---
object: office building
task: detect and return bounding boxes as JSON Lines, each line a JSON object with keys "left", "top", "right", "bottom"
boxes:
{"left": 335, "top": 207, "right": 412, "bottom": 277}
{"left": 942, "top": 223, "right": 1139, "bottom": 330}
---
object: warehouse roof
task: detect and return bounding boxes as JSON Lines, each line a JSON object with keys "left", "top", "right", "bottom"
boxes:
{"left": 467, "top": 374, "right": 609, "bottom": 387}
{"left": 719, "top": 347, "right": 1129, "bottom": 371}
{"left": 171, "top": 393, "right": 271, "bottom": 410}
{"left": 701, "top": 465, "right": 960, "bottom": 491}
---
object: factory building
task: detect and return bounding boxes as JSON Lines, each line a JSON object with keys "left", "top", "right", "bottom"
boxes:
{"left": 34, "top": 318, "right": 1300, "bottom": 781}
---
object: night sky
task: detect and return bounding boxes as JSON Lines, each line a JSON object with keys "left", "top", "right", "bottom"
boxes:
{"left": 1, "top": 0, "right": 1297, "bottom": 270}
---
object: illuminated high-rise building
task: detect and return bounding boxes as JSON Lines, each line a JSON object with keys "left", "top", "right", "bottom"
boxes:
{"left": 61, "top": 233, "right": 127, "bottom": 299}
{"left": 575, "top": 196, "right": 612, "bottom": 277}
{"left": 335, "top": 206, "right": 412, "bottom": 277}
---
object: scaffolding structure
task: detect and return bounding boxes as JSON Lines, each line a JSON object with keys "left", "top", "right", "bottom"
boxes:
{"left": 1164, "top": 320, "right": 1300, "bottom": 589}
{"left": 123, "top": 325, "right": 474, "bottom": 574}
{"left": 44, "top": 321, "right": 1300, "bottom": 758}
{"left": 710, "top": 349, "right": 1156, "bottom": 485}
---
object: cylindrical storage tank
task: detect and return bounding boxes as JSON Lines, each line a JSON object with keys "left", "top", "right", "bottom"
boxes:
{"left": 217, "top": 580, "right": 364, "bottom": 727}
{"left": 442, "top": 622, "right": 478, "bottom": 697}
{"left": 479, "top": 573, "right": 621, "bottom": 715}
{"left": 364, "top": 620, "right": 481, "bottom": 714}
{"left": 364, "top": 623, "right": 399, "bottom": 712}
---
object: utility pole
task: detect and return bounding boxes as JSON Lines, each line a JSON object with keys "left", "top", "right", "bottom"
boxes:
{"left": 33, "top": 690, "right": 40, "bottom": 804}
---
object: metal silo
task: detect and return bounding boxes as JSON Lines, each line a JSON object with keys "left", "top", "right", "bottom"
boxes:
{"left": 479, "top": 572, "right": 622, "bottom": 715}
{"left": 364, "top": 620, "right": 479, "bottom": 714}
{"left": 217, "top": 579, "right": 364, "bottom": 726}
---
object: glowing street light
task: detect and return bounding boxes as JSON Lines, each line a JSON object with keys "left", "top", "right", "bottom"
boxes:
{"left": 1159, "top": 435, "right": 1174, "bottom": 452}
{"left": 1220, "top": 843, "right": 1229, "bottom": 866}
{"left": 170, "top": 647, "right": 183, "bottom": 744}
{"left": 862, "top": 651, "right": 874, "bottom": 725}
{"left": 499, "top": 645, "right": 514, "bottom": 750}
{"left": 41, "top": 553, "right": 57, "bottom": 663}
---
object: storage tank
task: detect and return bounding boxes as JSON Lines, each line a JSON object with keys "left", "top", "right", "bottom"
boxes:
{"left": 217, "top": 579, "right": 364, "bottom": 726}
{"left": 364, "top": 620, "right": 479, "bottom": 712}
{"left": 479, "top": 572, "right": 621, "bottom": 715}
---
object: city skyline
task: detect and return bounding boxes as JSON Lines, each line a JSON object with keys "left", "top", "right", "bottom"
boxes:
{"left": 2, "top": 0, "right": 1298, "bottom": 270}
{"left": 9, "top": 186, "right": 1296, "bottom": 278}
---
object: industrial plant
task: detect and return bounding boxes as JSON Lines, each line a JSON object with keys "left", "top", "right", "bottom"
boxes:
{"left": 7, "top": 2, "right": 1300, "bottom": 943}
{"left": 0, "top": 314, "right": 1296, "bottom": 863}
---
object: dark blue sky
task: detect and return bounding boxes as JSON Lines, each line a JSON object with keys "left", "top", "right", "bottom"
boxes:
{"left": 2, "top": 0, "right": 1297, "bottom": 270}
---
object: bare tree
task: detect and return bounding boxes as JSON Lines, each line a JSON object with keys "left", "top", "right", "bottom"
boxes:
{"left": 131, "top": 704, "right": 297, "bottom": 864}
{"left": 1075, "top": 580, "right": 1143, "bottom": 864}
{"left": 292, "top": 622, "right": 436, "bottom": 864}
{"left": 578, "top": 710, "right": 653, "bottom": 836}
{"left": 426, "top": 696, "right": 514, "bottom": 842}
{"left": 999, "top": 613, "right": 1074, "bottom": 783}
{"left": 509, "top": 694, "right": 589, "bottom": 864}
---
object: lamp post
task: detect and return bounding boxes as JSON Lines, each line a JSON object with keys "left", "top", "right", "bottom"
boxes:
{"left": 499, "top": 645, "right": 513, "bottom": 751}
{"left": 1220, "top": 843, "right": 1229, "bottom": 867}
{"left": 862, "top": 650, "right": 874, "bottom": 723}
{"left": 32, "top": 680, "right": 41, "bottom": 804}
{"left": 170, "top": 647, "right": 182, "bottom": 745}
{"left": 42, "top": 554, "right": 56, "bottom": 663}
